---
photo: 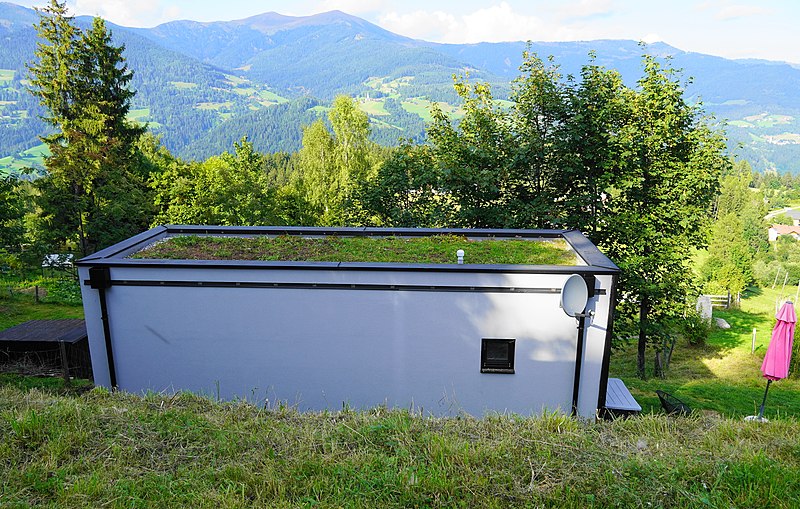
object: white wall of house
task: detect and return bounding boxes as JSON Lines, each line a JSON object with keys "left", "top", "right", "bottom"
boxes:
{"left": 80, "top": 265, "right": 614, "bottom": 418}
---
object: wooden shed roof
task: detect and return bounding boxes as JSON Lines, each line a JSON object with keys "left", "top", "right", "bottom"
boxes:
{"left": 0, "top": 319, "right": 87, "bottom": 344}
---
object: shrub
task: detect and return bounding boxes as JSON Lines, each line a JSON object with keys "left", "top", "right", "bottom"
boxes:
{"left": 680, "top": 311, "right": 713, "bottom": 346}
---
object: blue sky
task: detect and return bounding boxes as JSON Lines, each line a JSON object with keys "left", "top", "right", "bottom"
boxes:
{"left": 12, "top": 0, "right": 800, "bottom": 63}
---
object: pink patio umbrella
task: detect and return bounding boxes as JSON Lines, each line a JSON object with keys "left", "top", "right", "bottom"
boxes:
{"left": 752, "top": 300, "right": 796, "bottom": 421}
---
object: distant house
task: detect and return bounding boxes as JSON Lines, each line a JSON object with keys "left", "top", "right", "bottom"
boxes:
{"left": 768, "top": 224, "right": 800, "bottom": 242}
{"left": 785, "top": 210, "right": 800, "bottom": 226}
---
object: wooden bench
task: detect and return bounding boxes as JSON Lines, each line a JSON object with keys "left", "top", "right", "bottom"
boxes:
{"left": 602, "top": 377, "right": 642, "bottom": 418}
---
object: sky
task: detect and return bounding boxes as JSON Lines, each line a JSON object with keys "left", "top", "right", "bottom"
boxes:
{"left": 11, "top": 0, "right": 800, "bottom": 64}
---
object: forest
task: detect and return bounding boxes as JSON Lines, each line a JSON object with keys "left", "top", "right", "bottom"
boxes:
{"left": 5, "top": 0, "right": 800, "bottom": 379}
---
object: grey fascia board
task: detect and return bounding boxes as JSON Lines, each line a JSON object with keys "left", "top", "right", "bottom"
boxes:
{"left": 77, "top": 226, "right": 168, "bottom": 264}
{"left": 561, "top": 230, "right": 620, "bottom": 272}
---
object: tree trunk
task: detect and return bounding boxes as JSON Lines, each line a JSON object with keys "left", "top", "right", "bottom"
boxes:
{"left": 637, "top": 296, "right": 649, "bottom": 378}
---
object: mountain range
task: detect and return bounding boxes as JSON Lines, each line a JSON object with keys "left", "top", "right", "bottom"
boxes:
{"left": 1, "top": 1, "right": 799, "bottom": 174}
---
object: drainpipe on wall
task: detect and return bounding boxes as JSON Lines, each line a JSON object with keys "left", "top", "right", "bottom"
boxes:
{"left": 88, "top": 266, "right": 117, "bottom": 389}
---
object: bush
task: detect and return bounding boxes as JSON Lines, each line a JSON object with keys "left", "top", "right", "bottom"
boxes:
{"left": 753, "top": 259, "right": 782, "bottom": 287}
{"left": 680, "top": 311, "right": 713, "bottom": 346}
{"left": 19, "top": 277, "right": 82, "bottom": 306}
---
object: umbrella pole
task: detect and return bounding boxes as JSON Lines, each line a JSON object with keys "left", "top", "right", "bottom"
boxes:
{"left": 757, "top": 379, "right": 773, "bottom": 419}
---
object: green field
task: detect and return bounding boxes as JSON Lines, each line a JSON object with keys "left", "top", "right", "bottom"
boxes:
{"left": 195, "top": 101, "right": 233, "bottom": 111}
{"left": 169, "top": 81, "right": 198, "bottom": 89}
{"left": 401, "top": 98, "right": 463, "bottom": 123}
{"left": 127, "top": 107, "right": 150, "bottom": 121}
{"left": 364, "top": 76, "right": 412, "bottom": 97}
{"left": 742, "top": 113, "right": 794, "bottom": 128}
{"left": 358, "top": 98, "right": 389, "bottom": 116}
{"left": 0, "top": 68, "right": 15, "bottom": 84}
{"left": 0, "top": 143, "right": 50, "bottom": 176}
{"left": 613, "top": 286, "right": 800, "bottom": 419}
{"left": 258, "top": 89, "right": 289, "bottom": 104}
{"left": 224, "top": 74, "right": 248, "bottom": 85}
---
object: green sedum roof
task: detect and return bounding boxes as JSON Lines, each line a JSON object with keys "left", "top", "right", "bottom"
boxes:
{"left": 131, "top": 234, "right": 578, "bottom": 265}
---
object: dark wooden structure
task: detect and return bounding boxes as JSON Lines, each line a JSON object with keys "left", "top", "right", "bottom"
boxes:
{"left": 0, "top": 319, "right": 92, "bottom": 382}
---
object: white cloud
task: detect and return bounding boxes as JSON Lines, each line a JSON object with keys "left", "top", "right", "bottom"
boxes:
{"left": 380, "top": 2, "right": 574, "bottom": 44}
{"left": 379, "top": 10, "right": 460, "bottom": 41}
{"left": 714, "top": 4, "right": 769, "bottom": 20}
{"left": 557, "top": 0, "right": 614, "bottom": 20}
{"left": 70, "top": 0, "right": 178, "bottom": 27}
{"left": 640, "top": 33, "right": 662, "bottom": 44}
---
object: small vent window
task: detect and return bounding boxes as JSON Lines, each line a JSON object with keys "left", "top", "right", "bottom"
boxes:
{"left": 481, "top": 338, "right": 515, "bottom": 374}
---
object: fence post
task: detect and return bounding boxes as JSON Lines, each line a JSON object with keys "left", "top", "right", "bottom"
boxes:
{"left": 34, "top": 285, "right": 39, "bottom": 304}
{"left": 59, "top": 340, "right": 71, "bottom": 386}
{"left": 752, "top": 328, "right": 757, "bottom": 354}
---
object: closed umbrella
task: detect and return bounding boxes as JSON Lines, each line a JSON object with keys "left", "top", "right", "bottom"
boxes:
{"left": 748, "top": 301, "right": 796, "bottom": 422}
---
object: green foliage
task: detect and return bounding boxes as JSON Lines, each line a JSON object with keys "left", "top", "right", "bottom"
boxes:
{"left": 296, "top": 95, "right": 385, "bottom": 225}
{"left": 426, "top": 78, "right": 518, "bottom": 227}
{"left": 603, "top": 53, "right": 728, "bottom": 377}
{"left": 772, "top": 213, "right": 794, "bottom": 225}
{"left": 678, "top": 311, "right": 713, "bottom": 347}
{"left": 701, "top": 214, "right": 753, "bottom": 294}
{"left": 0, "top": 175, "right": 26, "bottom": 250}
{"left": 150, "top": 137, "right": 310, "bottom": 227}
{"left": 360, "top": 142, "right": 451, "bottom": 227}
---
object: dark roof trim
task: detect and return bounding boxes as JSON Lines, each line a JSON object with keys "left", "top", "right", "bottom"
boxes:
{"left": 0, "top": 319, "right": 87, "bottom": 344}
{"left": 561, "top": 230, "right": 619, "bottom": 270}
{"left": 77, "top": 225, "right": 620, "bottom": 275}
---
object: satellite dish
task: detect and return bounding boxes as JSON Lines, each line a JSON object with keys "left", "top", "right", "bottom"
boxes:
{"left": 560, "top": 274, "right": 589, "bottom": 318}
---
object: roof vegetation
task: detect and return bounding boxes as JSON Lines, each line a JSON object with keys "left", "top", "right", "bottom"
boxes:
{"left": 131, "top": 235, "right": 577, "bottom": 265}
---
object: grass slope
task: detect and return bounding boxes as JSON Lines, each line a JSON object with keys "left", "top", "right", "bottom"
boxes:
{"left": 612, "top": 286, "right": 800, "bottom": 419}
{"left": 0, "top": 279, "right": 83, "bottom": 330}
{"left": 1, "top": 385, "right": 799, "bottom": 508}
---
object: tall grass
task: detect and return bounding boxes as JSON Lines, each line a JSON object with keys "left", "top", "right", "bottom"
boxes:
{"left": 1, "top": 385, "right": 798, "bottom": 508}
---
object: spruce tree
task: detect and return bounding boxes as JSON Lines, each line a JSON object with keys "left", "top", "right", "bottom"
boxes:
{"left": 28, "top": 0, "right": 149, "bottom": 255}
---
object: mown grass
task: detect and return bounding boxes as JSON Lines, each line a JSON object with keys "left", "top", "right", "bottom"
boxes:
{"left": 1, "top": 385, "right": 798, "bottom": 508}
{"left": 132, "top": 235, "right": 577, "bottom": 265}
{"left": 612, "top": 286, "right": 800, "bottom": 419}
{"left": 0, "top": 279, "right": 84, "bottom": 330}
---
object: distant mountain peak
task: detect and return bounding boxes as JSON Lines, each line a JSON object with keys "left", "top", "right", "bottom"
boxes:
{"left": 232, "top": 9, "right": 401, "bottom": 38}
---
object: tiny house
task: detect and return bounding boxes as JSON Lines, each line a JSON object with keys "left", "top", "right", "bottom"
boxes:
{"left": 77, "top": 226, "right": 625, "bottom": 418}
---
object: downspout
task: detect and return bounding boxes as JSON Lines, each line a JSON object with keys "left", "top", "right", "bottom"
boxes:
{"left": 571, "top": 315, "right": 586, "bottom": 416}
{"left": 89, "top": 266, "right": 117, "bottom": 389}
{"left": 571, "top": 274, "right": 596, "bottom": 417}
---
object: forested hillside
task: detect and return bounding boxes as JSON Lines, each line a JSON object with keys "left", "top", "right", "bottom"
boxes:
{"left": 2, "top": 1, "right": 800, "bottom": 174}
